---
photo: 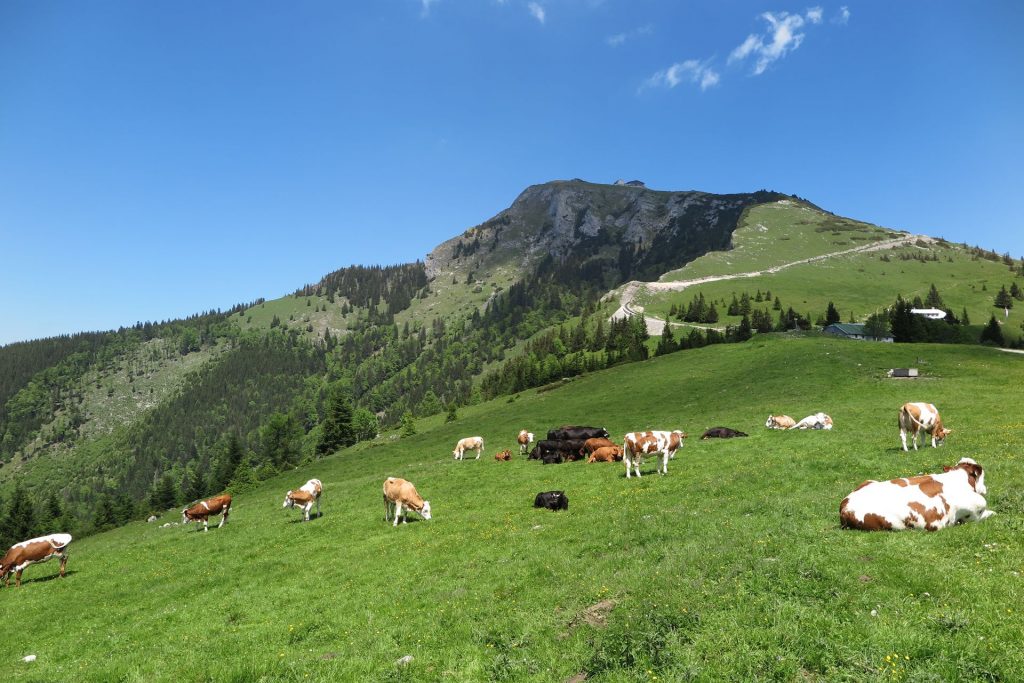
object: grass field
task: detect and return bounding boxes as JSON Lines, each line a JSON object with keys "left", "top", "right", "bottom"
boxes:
{"left": 5, "top": 335, "right": 1024, "bottom": 682}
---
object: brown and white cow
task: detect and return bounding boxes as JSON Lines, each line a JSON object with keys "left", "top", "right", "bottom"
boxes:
{"left": 840, "top": 458, "right": 993, "bottom": 531}
{"left": 517, "top": 430, "right": 535, "bottom": 454}
{"left": 587, "top": 445, "right": 622, "bottom": 463}
{"left": 383, "top": 477, "right": 432, "bottom": 526}
{"left": 283, "top": 478, "right": 323, "bottom": 521}
{"left": 182, "top": 494, "right": 232, "bottom": 532}
{"left": 494, "top": 449, "right": 512, "bottom": 461}
{"left": 453, "top": 436, "right": 484, "bottom": 460}
{"left": 579, "top": 437, "right": 616, "bottom": 458}
{"left": 623, "top": 430, "right": 686, "bottom": 477}
{"left": 790, "top": 412, "right": 833, "bottom": 430}
{"left": 765, "top": 415, "right": 796, "bottom": 430}
{"left": 899, "top": 402, "right": 951, "bottom": 451}
{"left": 0, "top": 533, "right": 72, "bottom": 588}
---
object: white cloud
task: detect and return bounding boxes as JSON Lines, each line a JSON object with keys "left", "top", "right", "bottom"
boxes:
{"left": 528, "top": 2, "right": 545, "bottom": 24}
{"left": 606, "top": 24, "right": 653, "bottom": 48}
{"left": 642, "top": 59, "right": 720, "bottom": 92}
{"left": 834, "top": 6, "right": 850, "bottom": 25}
{"left": 728, "top": 7, "right": 824, "bottom": 75}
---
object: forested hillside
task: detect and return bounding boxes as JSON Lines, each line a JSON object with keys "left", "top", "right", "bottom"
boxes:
{"left": 2, "top": 179, "right": 1020, "bottom": 548}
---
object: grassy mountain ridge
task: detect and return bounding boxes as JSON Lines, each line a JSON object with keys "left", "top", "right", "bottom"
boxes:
{"left": 3, "top": 179, "right": 1021, "bottom": 537}
{"left": 5, "top": 335, "right": 1024, "bottom": 681}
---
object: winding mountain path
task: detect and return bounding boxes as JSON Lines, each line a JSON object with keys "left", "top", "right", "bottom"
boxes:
{"left": 609, "top": 234, "right": 925, "bottom": 335}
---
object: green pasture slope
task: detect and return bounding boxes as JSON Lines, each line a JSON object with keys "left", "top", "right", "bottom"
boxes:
{"left": 5, "top": 336, "right": 1024, "bottom": 682}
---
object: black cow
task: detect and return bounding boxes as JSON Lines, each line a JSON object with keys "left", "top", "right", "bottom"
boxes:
{"left": 546, "top": 426, "right": 610, "bottom": 442}
{"left": 541, "top": 453, "right": 564, "bottom": 465}
{"left": 528, "top": 445, "right": 542, "bottom": 460}
{"left": 700, "top": 427, "right": 749, "bottom": 439}
{"left": 533, "top": 491, "right": 569, "bottom": 511}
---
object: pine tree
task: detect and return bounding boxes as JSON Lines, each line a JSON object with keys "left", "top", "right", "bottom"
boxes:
{"left": 980, "top": 315, "right": 1005, "bottom": 346}
{"left": 445, "top": 403, "right": 458, "bottom": 423}
{"left": 825, "top": 302, "right": 841, "bottom": 326}
{"left": 228, "top": 454, "right": 259, "bottom": 493}
{"left": 93, "top": 494, "right": 117, "bottom": 532}
{"left": 655, "top": 324, "right": 677, "bottom": 356}
{"left": 961, "top": 307, "right": 971, "bottom": 325}
{"left": 150, "top": 474, "right": 178, "bottom": 511}
{"left": 728, "top": 294, "right": 740, "bottom": 316}
{"left": 1011, "top": 282, "right": 1023, "bottom": 301}
{"left": 925, "top": 284, "right": 944, "bottom": 309}
{"left": 705, "top": 303, "right": 719, "bottom": 324}
{"left": 400, "top": 411, "right": 417, "bottom": 438}
{"left": 114, "top": 492, "right": 137, "bottom": 523}
{"left": 773, "top": 296, "right": 782, "bottom": 311}
{"left": 735, "top": 315, "right": 753, "bottom": 342}
{"left": 2, "top": 484, "right": 37, "bottom": 546}
{"left": 317, "top": 386, "right": 356, "bottom": 456}
{"left": 994, "top": 285, "right": 1013, "bottom": 309}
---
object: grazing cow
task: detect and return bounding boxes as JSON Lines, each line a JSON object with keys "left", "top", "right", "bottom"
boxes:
{"left": 579, "top": 437, "right": 616, "bottom": 458}
{"left": 283, "top": 478, "right": 323, "bottom": 521}
{"left": 701, "top": 427, "right": 749, "bottom": 439}
{"left": 517, "top": 430, "right": 535, "bottom": 454}
{"left": 899, "top": 402, "right": 951, "bottom": 451}
{"left": 623, "top": 430, "right": 687, "bottom": 478}
{"left": 0, "top": 533, "right": 72, "bottom": 588}
{"left": 382, "top": 477, "right": 432, "bottom": 526}
{"left": 453, "top": 436, "right": 484, "bottom": 460}
{"left": 494, "top": 449, "right": 512, "bottom": 461}
{"left": 533, "top": 491, "right": 569, "bottom": 511}
{"left": 840, "top": 458, "right": 993, "bottom": 531}
{"left": 587, "top": 446, "right": 622, "bottom": 463}
{"left": 182, "top": 494, "right": 232, "bottom": 532}
{"left": 547, "top": 426, "right": 610, "bottom": 442}
{"left": 765, "top": 415, "right": 796, "bottom": 430}
{"left": 790, "top": 413, "right": 833, "bottom": 430}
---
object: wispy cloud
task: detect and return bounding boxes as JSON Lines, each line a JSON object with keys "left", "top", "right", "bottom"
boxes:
{"left": 419, "top": 0, "right": 438, "bottom": 17}
{"left": 606, "top": 24, "right": 653, "bottom": 48}
{"left": 528, "top": 2, "right": 545, "bottom": 24}
{"left": 642, "top": 59, "right": 720, "bottom": 92}
{"left": 834, "top": 5, "right": 850, "bottom": 25}
{"left": 728, "top": 7, "right": 823, "bottom": 75}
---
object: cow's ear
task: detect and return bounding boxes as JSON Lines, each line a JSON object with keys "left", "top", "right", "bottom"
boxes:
{"left": 942, "top": 466, "right": 952, "bottom": 472}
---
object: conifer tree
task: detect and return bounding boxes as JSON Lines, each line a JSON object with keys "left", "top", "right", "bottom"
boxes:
{"left": 735, "top": 314, "right": 753, "bottom": 342}
{"left": 995, "top": 285, "right": 1014, "bottom": 308}
{"left": 961, "top": 307, "right": 971, "bottom": 325}
{"left": 3, "top": 483, "right": 37, "bottom": 546}
{"left": 925, "top": 284, "right": 944, "bottom": 309}
{"left": 655, "top": 324, "right": 677, "bottom": 356}
{"left": 400, "top": 411, "right": 417, "bottom": 438}
{"left": 93, "top": 494, "right": 117, "bottom": 532}
{"left": 980, "top": 315, "right": 1005, "bottom": 346}
{"left": 317, "top": 386, "right": 356, "bottom": 456}
{"left": 445, "top": 403, "right": 458, "bottom": 424}
{"left": 825, "top": 302, "right": 841, "bottom": 326}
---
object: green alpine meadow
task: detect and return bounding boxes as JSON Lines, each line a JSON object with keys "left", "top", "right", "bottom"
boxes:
{"left": 4, "top": 335, "right": 1024, "bottom": 681}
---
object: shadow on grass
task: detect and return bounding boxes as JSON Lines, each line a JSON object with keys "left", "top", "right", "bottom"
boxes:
{"left": 7, "top": 569, "right": 78, "bottom": 587}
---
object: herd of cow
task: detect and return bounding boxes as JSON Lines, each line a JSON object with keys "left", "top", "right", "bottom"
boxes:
{"left": 0, "top": 400, "right": 994, "bottom": 588}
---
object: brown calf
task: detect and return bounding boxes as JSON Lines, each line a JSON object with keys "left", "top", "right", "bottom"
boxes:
{"left": 494, "top": 449, "right": 512, "bottom": 461}
{"left": 587, "top": 446, "right": 623, "bottom": 463}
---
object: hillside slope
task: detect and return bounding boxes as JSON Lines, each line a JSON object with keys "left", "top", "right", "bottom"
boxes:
{"left": 6, "top": 335, "right": 1024, "bottom": 682}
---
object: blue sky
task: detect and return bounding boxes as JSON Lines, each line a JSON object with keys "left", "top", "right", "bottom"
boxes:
{"left": 1, "top": 1, "right": 1021, "bottom": 345}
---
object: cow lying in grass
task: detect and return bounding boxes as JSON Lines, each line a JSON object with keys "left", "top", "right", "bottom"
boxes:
{"left": 579, "top": 437, "right": 616, "bottom": 458}
{"left": 701, "top": 427, "right": 748, "bottom": 439}
{"left": 899, "top": 402, "right": 951, "bottom": 451}
{"left": 283, "top": 478, "right": 323, "bottom": 521}
{"left": 383, "top": 477, "right": 432, "bottom": 526}
{"left": 494, "top": 449, "right": 512, "bottom": 461}
{"left": 791, "top": 412, "right": 833, "bottom": 430}
{"left": 765, "top": 415, "right": 796, "bottom": 429}
{"left": 182, "top": 494, "right": 232, "bottom": 532}
{"left": 0, "top": 533, "right": 72, "bottom": 588}
{"left": 587, "top": 446, "right": 622, "bottom": 463}
{"left": 533, "top": 491, "right": 568, "bottom": 511}
{"left": 840, "top": 458, "right": 993, "bottom": 531}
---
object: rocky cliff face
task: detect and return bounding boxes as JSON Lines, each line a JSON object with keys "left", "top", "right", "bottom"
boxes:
{"left": 425, "top": 179, "right": 786, "bottom": 289}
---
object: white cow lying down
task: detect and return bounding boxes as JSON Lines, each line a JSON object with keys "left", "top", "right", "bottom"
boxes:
{"left": 840, "top": 457, "right": 994, "bottom": 531}
{"left": 790, "top": 412, "right": 833, "bottom": 430}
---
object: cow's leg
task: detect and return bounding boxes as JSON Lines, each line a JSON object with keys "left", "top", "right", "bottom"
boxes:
{"left": 383, "top": 496, "right": 389, "bottom": 522}
{"left": 203, "top": 517, "right": 209, "bottom": 532}
{"left": 931, "top": 433, "right": 937, "bottom": 448}
{"left": 475, "top": 446, "right": 481, "bottom": 460}
{"left": 625, "top": 455, "right": 632, "bottom": 478}
{"left": 393, "top": 502, "right": 401, "bottom": 527}
{"left": 913, "top": 430, "right": 919, "bottom": 451}
{"left": 219, "top": 509, "right": 228, "bottom": 528}
{"left": 16, "top": 569, "right": 23, "bottom": 587}
{"left": 900, "top": 429, "right": 908, "bottom": 452}
{"left": 316, "top": 497, "right": 322, "bottom": 519}
{"left": 60, "top": 552, "right": 68, "bottom": 578}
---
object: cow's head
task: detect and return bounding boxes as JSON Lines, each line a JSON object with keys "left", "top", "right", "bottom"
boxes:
{"left": 181, "top": 508, "right": 192, "bottom": 524}
{"left": 934, "top": 426, "right": 952, "bottom": 446}
{"left": 420, "top": 501, "right": 432, "bottom": 520}
{"left": 765, "top": 415, "right": 776, "bottom": 428}
{"left": 946, "top": 457, "right": 985, "bottom": 494}
{"left": 282, "top": 491, "right": 295, "bottom": 509}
